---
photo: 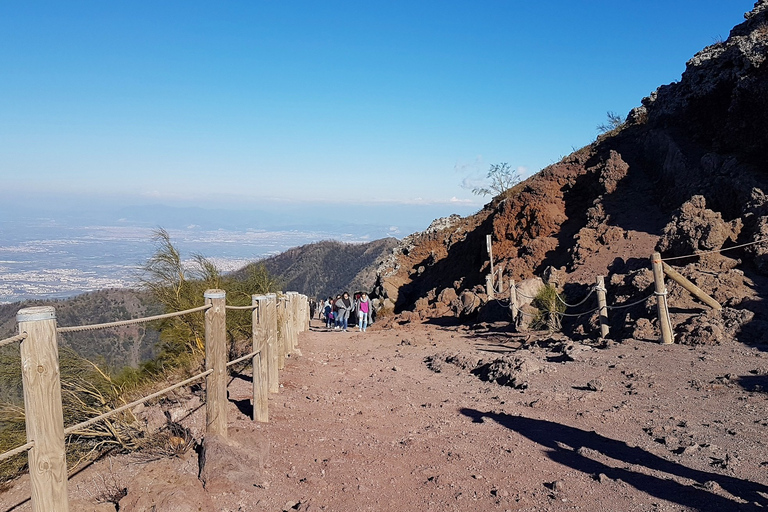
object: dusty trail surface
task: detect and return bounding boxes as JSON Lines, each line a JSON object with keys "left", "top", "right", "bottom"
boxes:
{"left": 3, "top": 319, "right": 768, "bottom": 511}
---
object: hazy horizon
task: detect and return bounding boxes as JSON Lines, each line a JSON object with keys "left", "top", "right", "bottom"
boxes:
{"left": 0, "top": 199, "right": 476, "bottom": 304}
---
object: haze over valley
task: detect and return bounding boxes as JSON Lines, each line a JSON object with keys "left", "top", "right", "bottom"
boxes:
{"left": 0, "top": 200, "right": 474, "bottom": 303}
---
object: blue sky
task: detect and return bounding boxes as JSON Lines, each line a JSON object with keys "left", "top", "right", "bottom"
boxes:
{"left": 0, "top": 1, "right": 756, "bottom": 226}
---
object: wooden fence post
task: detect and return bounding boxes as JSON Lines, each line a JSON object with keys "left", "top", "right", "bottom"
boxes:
{"left": 17, "top": 306, "right": 69, "bottom": 512}
{"left": 596, "top": 275, "right": 609, "bottom": 339}
{"left": 486, "top": 274, "right": 495, "bottom": 300}
{"left": 277, "top": 294, "right": 286, "bottom": 370}
{"left": 509, "top": 279, "right": 519, "bottom": 323}
{"left": 251, "top": 295, "right": 269, "bottom": 423}
{"left": 204, "top": 289, "right": 228, "bottom": 436}
{"left": 286, "top": 292, "right": 298, "bottom": 353}
{"left": 662, "top": 262, "right": 722, "bottom": 311}
{"left": 287, "top": 292, "right": 303, "bottom": 354}
{"left": 300, "top": 294, "right": 309, "bottom": 332}
{"left": 291, "top": 292, "right": 302, "bottom": 355}
{"left": 651, "top": 253, "right": 674, "bottom": 345}
{"left": 266, "top": 294, "right": 279, "bottom": 393}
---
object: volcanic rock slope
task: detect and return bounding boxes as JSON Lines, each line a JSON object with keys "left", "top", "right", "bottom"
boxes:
{"left": 375, "top": 1, "right": 768, "bottom": 344}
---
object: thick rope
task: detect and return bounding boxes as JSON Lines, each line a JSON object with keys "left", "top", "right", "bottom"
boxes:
{"left": 57, "top": 304, "right": 211, "bottom": 333}
{"left": 514, "top": 288, "right": 539, "bottom": 300}
{"left": 225, "top": 304, "right": 259, "bottom": 311}
{"left": 0, "top": 441, "right": 34, "bottom": 462}
{"left": 556, "top": 306, "right": 603, "bottom": 318}
{"left": 661, "top": 237, "right": 768, "bottom": 261}
{"left": 606, "top": 293, "right": 656, "bottom": 310}
{"left": 556, "top": 286, "right": 596, "bottom": 308}
{"left": 0, "top": 333, "right": 27, "bottom": 348}
{"left": 226, "top": 349, "right": 261, "bottom": 368}
{"left": 64, "top": 369, "right": 213, "bottom": 435}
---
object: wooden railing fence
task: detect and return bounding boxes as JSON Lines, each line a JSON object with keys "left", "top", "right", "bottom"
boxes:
{"left": 485, "top": 241, "right": 732, "bottom": 343}
{"left": 0, "top": 289, "right": 308, "bottom": 512}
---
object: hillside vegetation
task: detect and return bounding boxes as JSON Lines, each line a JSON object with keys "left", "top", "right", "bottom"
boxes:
{"left": 0, "top": 288, "right": 162, "bottom": 371}
{"left": 240, "top": 238, "right": 399, "bottom": 299}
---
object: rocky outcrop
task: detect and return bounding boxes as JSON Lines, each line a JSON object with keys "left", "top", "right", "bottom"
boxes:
{"left": 656, "top": 196, "right": 741, "bottom": 259}
{"left": 199, "top": 432, "right": 267, "bottom": 493}
{"left": 119, "top": 453, "right": 215, "bottom": 512}
{"left": 374, "top": 2, "right": 768, "bottom": 343}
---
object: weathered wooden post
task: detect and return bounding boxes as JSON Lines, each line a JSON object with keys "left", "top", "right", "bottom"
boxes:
{"left": 301, "top": 294, "right": 309, "bottom": 332}
{"left": 486, "top": 233, "right": 494, "bottom": 275}
{"left": 17, "top": 306, "right": 69, "bottom": 512}
{"left": 204, "top": 289, "right": 228, "bottom": 436}
{"left": 291, "top": 292, "right": 303, "bottom": 355}
{"left": 266, "top": 293, "right": 279, "bottom": 393}
{"left": 662, "top": 262, "right": 722, "bottom": 311}
{"left": 509, "top": 278, "right": 519, "bottom": 323}
{"left": 251, "top": 295, "right": 269, "bottom": 422}
{"left": 496, "top": 264, "right": 505, "bottom": 295}
{"left": 596, "top": 275, "right": 609, "bottom": 339}
{"left": 286, "top": 292, "right": 298, "bottom": 353}
{"left": 651, "top": 253, "right": 674, "bottom": 345}
{"left": 277, "top": 294, "right": 287, "bottom": 370}
{"left": 486, "top": 274, "right": 495, "bottom": 300}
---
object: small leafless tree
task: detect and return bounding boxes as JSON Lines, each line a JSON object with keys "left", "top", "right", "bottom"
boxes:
{"left": 596, "top": 111, "right": 624, "bottom": 133}
{"left": 472, "top": 163, "right": 522, "bottom": 197}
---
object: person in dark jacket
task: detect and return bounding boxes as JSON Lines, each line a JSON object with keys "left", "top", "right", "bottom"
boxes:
{"left": 335, "top": 292, "right": 353, "bottom": 332}
{"left": 324, "top": 296, "right": 334, "bottom": 328}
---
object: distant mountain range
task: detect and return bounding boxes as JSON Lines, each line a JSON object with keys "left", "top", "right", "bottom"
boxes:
{"left": 0, "top": 238, "right": 398, "bottom": 370}
{"left": 238, "top": 238, "right": 399, "bottom": 299}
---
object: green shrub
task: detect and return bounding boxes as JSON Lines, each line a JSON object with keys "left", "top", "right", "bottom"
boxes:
{"left": 530, "top": 284, "right": 566, "bottom": 332}
{"left": 140, "top": 228, "right": 281, "bottom": 372}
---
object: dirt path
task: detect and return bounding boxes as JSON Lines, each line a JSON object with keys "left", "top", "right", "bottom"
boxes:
{"left": 224, "top": 319, "right": 768, "bottom": 511}
{"left": 3, "top": 319, "right": 768, "bottom": 511}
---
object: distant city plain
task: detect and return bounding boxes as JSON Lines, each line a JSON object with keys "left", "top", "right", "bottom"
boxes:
{"left": 0, "top": 201, "right": 475, "bottom": 304}
{"left": 0, "top": 223, "right": 351, "bottom": 303}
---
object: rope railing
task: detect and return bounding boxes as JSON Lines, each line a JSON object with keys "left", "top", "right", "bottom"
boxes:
{"left": 57, "top": 304, "right": 211, "bottom": 333}
{"left": 226, "top": 349, "right": 260, "bottom": 368}
{"left": 485, "top": 239, "right": 729, "bottom": 344}
{"left": 556, "top": 286, "right": 596, "bottom": 308}
{"left": 0, "top": 441, "right": 34, "bottom": 463}
{"left": 606, "top": 292, "right": 656, "bottom": 310}
{"left": 661, "top": 237, "right": 768, "bottom": 262}
{"left": 0, "top": 332, "right": 27, "bottom": 348}
{"left": 225, "top": 304, "right": 259, "bottom": 311}
{"left": 64, "top": 369, "right": 213, "bottom": 436}
{"left": 0, "top": 290, "right": 310, "bottom": 511}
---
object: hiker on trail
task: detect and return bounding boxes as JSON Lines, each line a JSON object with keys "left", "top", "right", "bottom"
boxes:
{"left": 309, "top": 299, "right": 317, "bottom": 320}
{"left": 324, "top": 296, "right": 334, "bottom": 328}
{"left": 356, "top": 292, "right": 371, "bottom": 332}
{"left": 332, "top": 294, "right": 342, "bottom": 328}
{"left": 335, "top": 292, "right": 353, "bottom": 331}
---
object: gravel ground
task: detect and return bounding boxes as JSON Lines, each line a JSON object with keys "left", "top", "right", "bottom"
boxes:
{"left": 3, "top": 318, "right": 768, "bottom": 511}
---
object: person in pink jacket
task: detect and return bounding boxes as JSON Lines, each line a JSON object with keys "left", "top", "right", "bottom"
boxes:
{"left": 356, "top": 292, "right": 371, "bottom": 332}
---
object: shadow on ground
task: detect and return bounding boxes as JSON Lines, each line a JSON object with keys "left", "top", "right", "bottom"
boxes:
{"left": 460, "top": 408, "right": 768, "bottom": 511}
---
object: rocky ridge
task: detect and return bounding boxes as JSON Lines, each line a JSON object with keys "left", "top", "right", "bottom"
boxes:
{"left": 373, "top": 1, "right": 768, "bottom": 347}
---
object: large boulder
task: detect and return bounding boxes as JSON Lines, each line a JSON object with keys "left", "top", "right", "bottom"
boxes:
{"left": 120, "top": 454, "right": 215, "bottom": 512}
{"left": 199, "top": 431, "right": 269, "bottom": 494}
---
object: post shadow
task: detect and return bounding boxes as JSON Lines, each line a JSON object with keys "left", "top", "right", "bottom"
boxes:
{"left": 231, "top": 398, "right": 253, "bottom": 418}
{"left": 460, "top": 408, "right": 768, "bottom": 511}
